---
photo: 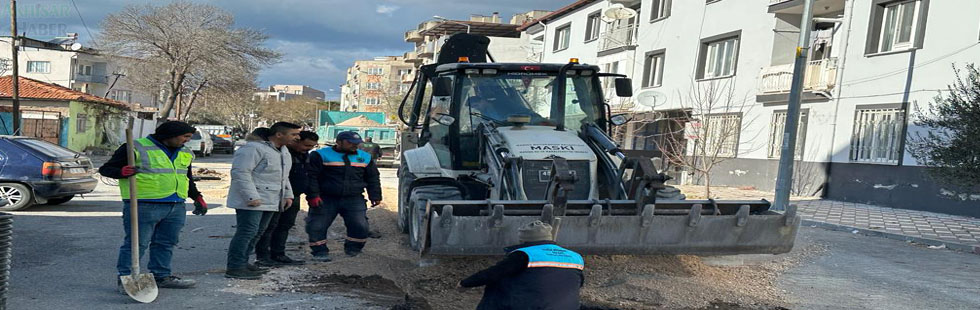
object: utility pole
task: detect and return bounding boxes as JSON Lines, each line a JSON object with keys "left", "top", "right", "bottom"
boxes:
{"left": 9, "top": 0, "right": 20, "bottom": 134}
{"left": 773, "top": 0, "right": 815, "bottom": 211}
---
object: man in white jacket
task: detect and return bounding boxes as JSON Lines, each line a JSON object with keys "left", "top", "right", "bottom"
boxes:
{"left": 225, "top": 122, "right": 300, "bottom": 279}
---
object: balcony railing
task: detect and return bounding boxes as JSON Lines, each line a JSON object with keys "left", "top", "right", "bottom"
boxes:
{"left": 759, "top": 58, "right": 838, "bottom": 94}
{"left": 599, "top": 23, "right": 637, "bottom": 52}
{"left": 74, "top": 74, "right": 107, "bottom": 84}
{"left": 769, "top": 0, "right": 792, "bottom": 5}
{"left": 404, "top": 30, "right": 423, "bottom": 42}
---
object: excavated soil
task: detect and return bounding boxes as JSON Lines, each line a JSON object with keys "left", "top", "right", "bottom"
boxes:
{"left": 229, "top": 185, "right": 824, "bottom": 309}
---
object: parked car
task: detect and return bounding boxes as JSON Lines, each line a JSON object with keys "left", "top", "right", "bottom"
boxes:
{"left": 0, "top": 136, "right": 98, "bottom": 211}
{"left": 211, "top": 135, "right": 234, "bottom": 154}
{"left": 187, "top": 128, "right": 214, "bottom": 157}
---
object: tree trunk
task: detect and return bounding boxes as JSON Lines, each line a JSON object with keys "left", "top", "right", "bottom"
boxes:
{"left": 704, "top": 172, "right": 712, "bottom": 199}
{"left": 158, "top": 70, "right": 186, "bottom": 121}
{"left": 181, "top": 80, "right": 207, "bottom": 121}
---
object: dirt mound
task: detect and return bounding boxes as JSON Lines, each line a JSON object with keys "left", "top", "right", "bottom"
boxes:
{"left": 337, "top": 115, "right": 383, "bottom": 127}
{"left": 236, "top": 182, "right": 821, "bottom": 310}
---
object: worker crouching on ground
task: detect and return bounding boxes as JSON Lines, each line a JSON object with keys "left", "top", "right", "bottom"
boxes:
{"left": 100, "top": 121, "right": 207, "bottom": 291}
{"left": 225, "top": 122, "right": 300, "bottom": 279}
{"left": 255, "top": 131, "right": 320, "bottom": 267}
{"left": 305, "top": 131, "right": 382, "bottom": 261}
{"left": 458, "top": 221, "right": 585, "bottom": 310}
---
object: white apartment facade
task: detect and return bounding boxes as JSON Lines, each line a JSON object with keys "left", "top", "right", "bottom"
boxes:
{"left": 254, "top": 84, "right": 326, "bottom": 102}
{"left": 403, "top": 11, "right": 552, "bottom": 67}
{"left": 523, "top": 0, "right": 980, "bottom": 217}
{"left": 0, "top": 36, "right": 157, "bottom": 110}
{"left": 340, "top": 56, "right": 415, "bottom": 114}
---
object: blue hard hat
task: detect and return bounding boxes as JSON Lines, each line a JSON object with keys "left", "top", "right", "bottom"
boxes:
{"left": 336, "top": 131, "right": 363, "bottom": 144}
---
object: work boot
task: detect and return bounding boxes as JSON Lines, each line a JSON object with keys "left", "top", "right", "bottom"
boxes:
{"left": 116, "top": 278, "right": 126, "bottom": 295}
{"left": 311, "top": 254, "right": 332, "bottom": 262}
{"left": 156, "top": 276, "right": 197, "bottom": 289}
{"left": 272, "top": 255, "right": 305, "bottom": 265}
{"left": 256, "top": 258, "right": 281, "bottom": 268}
{"left": 368, "top": 230, "right": 382, "bottom": 239}
{"left": 344, "top": 249, "right": 361, "bottom": 257}
{"left": 248, "top": 263, "right": 271, "bottom": 273}
{"left": 225, "top": 268, "right": 263, "bottom": 280}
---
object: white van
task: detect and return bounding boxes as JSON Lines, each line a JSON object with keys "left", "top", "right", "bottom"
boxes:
{"left": 188, "top": 128, "right": 214, "bottom": 157}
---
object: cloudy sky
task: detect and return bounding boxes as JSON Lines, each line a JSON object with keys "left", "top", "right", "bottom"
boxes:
{"left": 1, "top": 0, "right": 565, "bottom": 100}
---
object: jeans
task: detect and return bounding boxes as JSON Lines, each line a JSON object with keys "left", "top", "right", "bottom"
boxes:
{"left": 256, "top": 198, "right": 301, "bottom": 259}
{"left": 226, "top": 209, "right": 275, "bottom": 270}
{"left": 116, "top": 201, "right": 187, "bottom": 280}
{"left": 305, "top": 196, "right": 369, "bottom": 256}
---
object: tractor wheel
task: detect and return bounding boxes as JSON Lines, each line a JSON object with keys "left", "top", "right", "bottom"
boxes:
{"left": 408, "top": 185, "right": 462, "bottom": 251}
{"left": 397, "top": 165, "right": 413, "bottom": 234}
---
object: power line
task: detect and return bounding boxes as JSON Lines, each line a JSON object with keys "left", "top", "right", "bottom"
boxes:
{"left": 841, "top": 42, "right": 980, "bottom": 86}
{"left": 70, "top": 0, "right": 96, "bottom": 45}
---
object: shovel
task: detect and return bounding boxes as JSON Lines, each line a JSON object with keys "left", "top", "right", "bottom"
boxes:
{"left": 119, "top": 121, "right": 159, "bottom": 303}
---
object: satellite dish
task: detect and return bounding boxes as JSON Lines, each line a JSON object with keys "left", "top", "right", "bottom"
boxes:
{"left": 635, "top": 89, "right": 668, "bottom": 108}
{"left": 70, "top": 42, "right": 82, "bottom": 51}
{"left": 602, "top": 4, "right": 637, "bottom": 22}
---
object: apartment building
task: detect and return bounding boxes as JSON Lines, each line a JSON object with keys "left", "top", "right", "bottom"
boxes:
{"left": 403, "top": 11, "right": 552, "bottom": 66}
{"left": 522, "top": 0, "right": 980, "bottom": 217}
{"left": 0, "top": 36, "right": 157, "bottom": 110}
{"left": 339, "top": 56, "right": 415, "bottom": 114}
{"left": 254, "top": 84, "right": 326, "bottom": 102}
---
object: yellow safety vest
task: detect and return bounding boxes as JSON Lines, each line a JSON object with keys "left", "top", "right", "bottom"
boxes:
{"left": 118, "top": 137, "right": 194, "bottom": 200}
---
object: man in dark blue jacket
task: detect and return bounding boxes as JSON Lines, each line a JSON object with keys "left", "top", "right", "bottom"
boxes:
{"left": 305, "top": 131, "right": 382, "bottom": 261}
{"left": 256, "top": 131, "right": 319, "bottom": 266}
{"left": 459, "top": 221, "right": 585, "bottom": 310}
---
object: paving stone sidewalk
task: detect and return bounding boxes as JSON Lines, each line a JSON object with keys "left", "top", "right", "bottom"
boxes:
{"left": 677, "top": 185, "right": 980, "bottom": 254}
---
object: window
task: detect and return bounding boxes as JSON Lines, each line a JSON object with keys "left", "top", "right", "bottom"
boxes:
{"left": 77, "top": 65, "right": 92, "bottom": 76}
{"left": 697, "top": 34, "right": 739, "bottom": 79}
{"left": 867, "top": 0, "right": 927, "bottom": 54}
{"left": 367, "top": 67, "right": 384, "bottom": 75}
{"left": 703, "top": 113, "right": 741, "bottom": 158}
{"left": 399, "top": 83, "right": 411, "bottom": 93}
{"left": 366, "top": 82, "right": 381, "bottom": 90}
{"left": 108, "top": 90, "right": 132, "bottom": 103}
{"left": 642, "top": 50, "right": 665, "bottom": 88}
{"left": 850, "top": 107, "right": 905, "bottom": 163}
{"left": 76, "top": 113, "right": 88, "bottom": 133}
{"left": 553, "top": 24, "right": 571, "bottom": 51}
{"left": 651, "top": 0, "right": 671, "bottom": 21}
{"left": 585, "top": 11, "right": 601, "bottom": 42}
{"left": 398, "top": 69, "right": 412, "bottom": 76}
{"left": 365, "top": 97, "right": 380, "bottom": 105}
{"left": 768, "top": 110, "right": 808, "bottom": 159}
{"left": 27, "top": 61, "right": 51, "bottom": 73}
{"left": 294, "top": 90, "right": 301, "bottom": 94}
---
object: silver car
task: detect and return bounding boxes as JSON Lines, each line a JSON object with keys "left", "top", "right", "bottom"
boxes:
{"left": 187, "top": 128, "right": 214, "bottom": 157}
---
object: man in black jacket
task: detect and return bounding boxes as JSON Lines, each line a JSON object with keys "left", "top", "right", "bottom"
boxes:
{"left": 255, "top": 131, "right": 319, "bottom": 267}
{"left": 305, "top": 131, "right": 382, "bottom": 261}
{"left": 99, "top": 121, "right": 206, "bottom": 291}
{"left": 458, "top": 221, "right": 585, "bottom": 310}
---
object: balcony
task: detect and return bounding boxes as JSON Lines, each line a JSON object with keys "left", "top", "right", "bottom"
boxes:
{"left": 759, "top": 58, "right": 838, "bottom": 95}
{"left": 417, "top": 42, "right": 436, "bottom": 58}
{"left": 74, "top": 74, "right": 107, "bottom": 84}
{"left": 769, "top": 0, "right": 792, "bottom": 5}
{"left": 599, "top": 23, "right": 637, "bottom": 54}
{"left": 404, "top": 30, "right": 423, "bottom": 42}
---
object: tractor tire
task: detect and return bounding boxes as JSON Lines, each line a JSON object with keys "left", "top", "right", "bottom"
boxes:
{"left": 0, "top": 183, "right": 34, "bottom": 211}
{"left": 408, "top": 185, "right": 462, "bottom": 251}
{"left": 397, "top": 165, "right": 413, "bottom": 234}
{"left": 656, "top": 185, "right": 687, "bottom": 200}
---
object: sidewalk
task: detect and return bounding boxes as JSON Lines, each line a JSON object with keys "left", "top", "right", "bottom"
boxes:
{"left": 677, "top": 185, "right": 980, "bottom": 255}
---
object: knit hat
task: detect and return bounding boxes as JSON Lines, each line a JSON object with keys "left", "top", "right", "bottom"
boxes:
{"left": 153, "top": 121, "right": 196, "bottom": 140}
{"left": 518, "top": 221, "right": 554, "bottom": 243}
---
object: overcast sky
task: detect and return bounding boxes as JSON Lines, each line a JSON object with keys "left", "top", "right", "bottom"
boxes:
{"left": 0, "top": 0, "right": 565, "bottom": 100}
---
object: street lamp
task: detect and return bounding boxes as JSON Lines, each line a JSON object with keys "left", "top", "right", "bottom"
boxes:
{"left": 433, "top": 16, "right": 470, "bottom": 33}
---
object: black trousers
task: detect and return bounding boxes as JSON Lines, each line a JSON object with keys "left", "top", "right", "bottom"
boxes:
{"left": 255, "top": 198, "right": 302, "bottom": 259}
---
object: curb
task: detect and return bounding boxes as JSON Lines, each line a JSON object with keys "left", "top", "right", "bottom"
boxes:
{"left": 802, "top": 219, "right": 980, "bottom": 256}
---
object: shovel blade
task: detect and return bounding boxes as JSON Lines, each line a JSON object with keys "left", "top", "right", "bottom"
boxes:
{"left": 120, "top": 273, "right": 158, "bottom": 303}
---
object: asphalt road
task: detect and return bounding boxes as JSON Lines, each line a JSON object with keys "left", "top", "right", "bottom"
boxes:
{"left": 6, "top": 154, "right": 979, "bottom": 309}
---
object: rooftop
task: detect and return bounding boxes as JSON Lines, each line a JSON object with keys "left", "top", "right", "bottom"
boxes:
{"left": 0, "top": 76, "right": 129, "bottom": 109}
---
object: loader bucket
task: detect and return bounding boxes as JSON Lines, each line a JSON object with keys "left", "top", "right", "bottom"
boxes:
{"left": 422, "top": 199, "right": 800, "bottom": 256}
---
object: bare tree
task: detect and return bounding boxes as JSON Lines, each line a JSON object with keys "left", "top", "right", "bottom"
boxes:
{"left": 259, "top": 97, "right": 321, "bottom": 128}
{"left": 659, "top": 79, "right": 756, "bottom": 198}
{"left": 98, "top": 1, "right": 280, "bottom": 120}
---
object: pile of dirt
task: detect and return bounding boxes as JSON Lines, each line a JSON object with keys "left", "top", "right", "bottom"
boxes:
{"left": 194, "top": 168, "right": 226, "bottom": 179}
{"left": 232, "top": 181, "right": 822, "bottom": 310}
{"left": 337, "top": 115, "right": 384, "bottom": 127}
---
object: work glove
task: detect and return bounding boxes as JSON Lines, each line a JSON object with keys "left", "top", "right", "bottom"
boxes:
{"left": 192, "top": 196, "right": 208, "bottom": 216}
{"left": 120, "top": 165, "right": 138, "bottom": 177}
{"left": 307, "top": 196, "right": 323, "bottom": 208}
{"left": 370, "top": 200, "right": 382, "bottom": 208}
